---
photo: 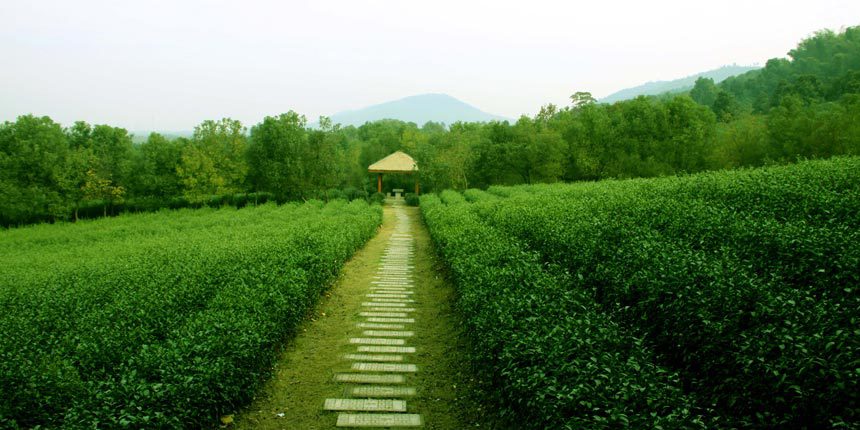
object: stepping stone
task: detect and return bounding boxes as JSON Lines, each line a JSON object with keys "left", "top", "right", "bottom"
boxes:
{"left": 353, "top": 362, "right": 418, "bottom": 373}
{"left": 357, "top": 322, "right": 405, "bottom": 329}
{"left": 336, "top": 413, "right": 422, "bottom": 428}
{"left": 360, "top": 311, "right": 408, "bottom": 317}
{"left": 365, "top": 307, "right": 415, "bottom": 313}
{"left": 367, "top": 296, "right": 410, "bottom": 301}
{"left": 362, "top": 302, "right": 407, "bottom": 307}
{"left": 358, "top": 345, "right": 416, "bottom": 353}
{"left": 349, "top": 338, "right": 405, "bottom": 345}
{"left": 351, "top": 386, "right": 416, "bottom": 398}
{"left": 334, "top": 373, "right": 405, "bottom": 384}
{"left": 363, "top": 330, "right": 414, "bottom": 337}
{"left": 368, "top": 298, "right": 415, "bottom": 303}
{"left": 367, "top": 293, "right": 411, "bottom": 298}
{"left": 324, "top": 398, "right": 406, "bottom": 412}
{"left": 366, "top": 317, "right": 414, "bottom": 323}
{"left": 344, "top": 353, "right": 404, "bottom": 362}
{"left": 369, "top": 288, "right": 412, "bottom": 293}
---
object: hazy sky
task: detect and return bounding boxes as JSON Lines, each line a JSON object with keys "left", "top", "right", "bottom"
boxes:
{"left": 1, "top": 0, "right": 858, "bottom": 131}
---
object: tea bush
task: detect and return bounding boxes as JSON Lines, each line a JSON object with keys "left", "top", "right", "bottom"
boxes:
{"left": 451, "top": 157, "right": 860, "bottom": 428}
{"left": 0, "top": 200, "right": 381, "bottom": 428}
{"left": 421, "top": 192, "right": 708, "bottom": 429}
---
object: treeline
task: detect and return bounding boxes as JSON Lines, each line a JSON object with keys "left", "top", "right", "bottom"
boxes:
{"left": 3, "top": 26, "right": 859, "bottom": 226}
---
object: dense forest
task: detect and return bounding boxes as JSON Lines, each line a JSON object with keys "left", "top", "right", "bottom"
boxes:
{"left": 2, "top": 26, "right": 859, "bottom": 226}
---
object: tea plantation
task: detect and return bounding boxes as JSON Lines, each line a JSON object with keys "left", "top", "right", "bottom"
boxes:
{"left": 0, "top": 200, "right": 381, "bottom": 429}
{"left": 421, "top": 157, "right": 859, "bottom": 429}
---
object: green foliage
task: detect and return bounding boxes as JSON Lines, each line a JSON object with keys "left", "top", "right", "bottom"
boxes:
{"left": 403, "top": 193, "right": 419, "bottom": 206}
{"left": 369, "top": 192, "right": 385, "bottom": 205}
{"left": 0, "top": 200, "right": 381, "bottom": 428}
{"left": 4, "top": 26, "right": 860, "bottom": 227}
{"left": 177, "top": 118, "right": 248, "bottom": 203}
{"left": 447, "top": 157, "right": 860, "bottom": 428}
{"left": 128, "top": 133, "right": 183, "bottom": 199}
{"left": 721, "top": 27, "right": 860, "bottom": 112}
{"left": 0, "top": 115, "right": 70, "bottom": 224}
{"left": 690, "top": 77, "right": 719, "bottom": 107}
{"left": 421, "top": 193, "right": 708, "bottom": 429}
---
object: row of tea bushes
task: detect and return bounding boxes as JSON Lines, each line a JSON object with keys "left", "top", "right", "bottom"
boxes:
{"left": 467, "top": 157, "right": 860, "bottom": 428}
{"left": 0, "top": 200, "right": 381, "bottom": 428}
{"left": 421, "top": 191, "right": 709, "bottom": 429}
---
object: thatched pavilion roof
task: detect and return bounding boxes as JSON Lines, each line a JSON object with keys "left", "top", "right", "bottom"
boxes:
{"left": 368, "top": 151, "right": 418, "bottom": 174}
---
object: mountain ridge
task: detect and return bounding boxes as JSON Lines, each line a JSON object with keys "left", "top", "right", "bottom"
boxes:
{"left": 325, "top": 93, "right": 510, "bottom": 127}
{"left": 600, "top": 65, "right": 761, "bottom": 104}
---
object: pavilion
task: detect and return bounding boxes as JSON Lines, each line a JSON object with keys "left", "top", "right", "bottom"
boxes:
{"left": 368, "top": 151, "right": 419, "bottom": 195}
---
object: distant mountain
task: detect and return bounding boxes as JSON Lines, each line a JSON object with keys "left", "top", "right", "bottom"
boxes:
{"left": 600, "top": 65, "right": 761, "bottom": 104}
{"left": 326, "top": 93, "right": 509, "bottom": 127}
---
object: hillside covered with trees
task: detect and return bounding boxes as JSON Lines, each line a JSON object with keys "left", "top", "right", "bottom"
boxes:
{"left": 599, "top": 64, "right": 760, "bottom": 104}
{"left": 2, "top": 26, "right": 859, "bottom": 227}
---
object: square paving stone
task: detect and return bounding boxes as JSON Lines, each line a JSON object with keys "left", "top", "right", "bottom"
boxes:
{"left": 350, "top": 386, "right": 416, "bottom": 398}
{"left": 362, "top": 330, "right": 414, "bottom": 337}
{"left": 352, "top": 362, "right": 418, "bottom": 373}
{"left": 357, "top": 322, "right": 405, "bottom": 329}
{"left": 366, "top": 317, "right": 414, "bottom": 323}
{"left": 334, "top": 373, "right": 405, "bottom": 384}
{"left": 324, "top": 398, "right": 406, "bottom": 412}
{"left": 360, "top": 312, "right": 408, "bottom": 318}
{"left": 336, "top": 413, "right": 422, "bottom": 428}
{"left": 343, "top": 353, "right": 404, "bottom": 362}
{"left": 362, "top": 302, "right": 407, "bottom": 307}
{"left": 349, "top": 338, "right": 406, "bottom": 345}
{"left": 357, "top": 346, "right": 416, "bottom": 353}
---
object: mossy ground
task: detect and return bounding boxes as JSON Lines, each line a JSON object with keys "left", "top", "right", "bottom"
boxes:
{"left": 234, "top": 204, "right": 490, "bottom": 429}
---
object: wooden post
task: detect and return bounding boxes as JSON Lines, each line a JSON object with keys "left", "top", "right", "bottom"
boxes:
{"left": 377, "top": 174, "right": 382, "bottom": 193}
{"left": 415, "top": 178, "right": 420, "bottom": 195}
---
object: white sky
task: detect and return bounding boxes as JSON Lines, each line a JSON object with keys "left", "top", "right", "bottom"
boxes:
{"left": 1, "top": 0, "right": 858, "bottom": 131}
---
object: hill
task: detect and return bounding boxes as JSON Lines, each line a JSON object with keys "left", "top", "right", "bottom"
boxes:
{"left": 326, "top": 93, "right": 509, "bottom": 127}
{"left": 600, "top": 65, "right": 760, "bottom": 104}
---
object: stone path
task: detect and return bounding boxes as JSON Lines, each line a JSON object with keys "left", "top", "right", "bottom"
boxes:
{"left": 234, "top": 203, "right": 486, "bottom": 430}
{"left": 324, "top": 204, "right": 423, "bottom": 427}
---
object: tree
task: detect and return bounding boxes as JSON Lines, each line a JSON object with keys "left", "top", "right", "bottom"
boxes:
{"left": 0, "top": 115, "right": 70, "bottom": 224}
{"left": 570, "top": 91, "right": 596, "bottom": 108}
{"left": 712, "top": 91, "right": 739, "bottom": 122}
{"left": 128, "top": 133, "right": 183, "bottom": 199}
{"left": 247, "top": 112, "right": 309, "bottom": 199}
{"left": 90, "top": 124, "right": 134, "bottom": 188}
{"left": 177, "top": 118, "right": 247, "bottom": 202}
{"left": 81, "top": 168, "right": 125, "bottom": 217}
{"left": 690, "top": 77, "right": 719, "bottom": 107}
{"left": 496, "top": 116, "right": 565, "bottom": 184}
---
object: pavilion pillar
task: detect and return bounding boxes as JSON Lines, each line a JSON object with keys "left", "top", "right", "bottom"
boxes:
{"left": 377, "top": 174, "right": 383, "bottom": 193}
{"left": 414, "top": 178, "right": 420, "bottom": 195}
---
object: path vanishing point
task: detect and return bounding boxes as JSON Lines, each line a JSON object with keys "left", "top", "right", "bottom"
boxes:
{"left": 235, "top": 201, "right": 483, "bottom": 429}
